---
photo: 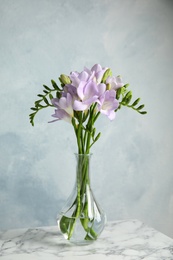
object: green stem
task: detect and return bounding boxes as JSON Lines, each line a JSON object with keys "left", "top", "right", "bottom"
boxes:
{"left": 86, "top": 132, "right": 91, "bottom": 154}
{"left": 67, "top": 155, "right": 90, "bottom": 239}
{"left": 67, "top": 158, "right": 82, "bottom": 239}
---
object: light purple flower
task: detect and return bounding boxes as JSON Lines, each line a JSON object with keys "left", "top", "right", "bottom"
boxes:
{"left": 69, "top": 65, "right": 108, "bottom": 112}
{"left": 83, "top": 64, "right": 108, "bottom": 84}
{"left": 97, "top": 90, "right": 119, "bottom": 120}
{"left": 49, "top": 109, "right": 72, "bottom": 123}
{"left": 70, "top": 64, "right": 107, "bottom": 89}
{"left": 70, "top": 70, "right": 94, "bottom": 88}
{"left": 63, "top": 84, "right": 78, "bottom": 99}
{"left": 73, "top": 81, "right": 107, "bottom": 111}
{"left": 90, "top": 64, "right": 107, "bottom": 83}
{"left": 73, "top": 81, "right": 99, "bottom": 111}
{"left": 49, "top": 93, "right": 74, "bottom": 123}
{"left": 106, "top": 76, "right": 124, "bottom": 90}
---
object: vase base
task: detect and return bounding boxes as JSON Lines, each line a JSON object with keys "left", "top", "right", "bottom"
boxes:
{"left": 67, "top": 239, "right": 96, "bottom": 246}
{"left": 57, "top": 215, "right": 106, "bottom": 245}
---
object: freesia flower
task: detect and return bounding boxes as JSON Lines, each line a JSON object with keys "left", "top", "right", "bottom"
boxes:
{"left": 106, "top": 76, "right": 124, "bottom": 90}
{"left": 50, "top": 93, "right": 74, "bottom": 123}
{"left": 97, "top": 90, "right": 119, "bottom": 120}
{"left": 63, "top": 84, "right": 78, "bottom": 99}
{"left": 70, "top": 70, "right": 94, "bottom": 88}
{"left": 73, "top": 81, "right": 107, "bottom": 111}
{"left": 50, "top": 109, "right": 72, "bottom": 123}
{"left": 70, "top": 64, "right": 107, "bottom": 89}
{"left": 90, "top": 64, "right": 107, "bottom": 83}
{"left": 73, "top": 81, "right": 99, "bottom": 111}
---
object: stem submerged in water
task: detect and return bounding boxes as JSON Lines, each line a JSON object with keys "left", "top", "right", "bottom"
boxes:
{"left": 68, "top": 155, "right": 90, "bottom": 239}
{"left": 58, "top": 153, "right": 106, "bottom": 243}
{"left": 60, "top": 154, "right": 98, "bottom": 241}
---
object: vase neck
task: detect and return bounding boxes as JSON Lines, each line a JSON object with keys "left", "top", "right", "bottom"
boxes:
{"left": 75, "top": 154, "right": 92, "bottom": 185}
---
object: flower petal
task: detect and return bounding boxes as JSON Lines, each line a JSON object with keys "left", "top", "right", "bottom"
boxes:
{"left": 51, "top": 109, "right": 72, "bottom": 123}
{"left": 83, "top": 81, "right": 98, "bottom": 101}
{"left": 78, "top": 71, "right": 89, "bottom": 81}
{"left": 107, "top": 110, "right": 116, "bottom": 120}
{"left": 73, "top": 100, "right": 89, "bottom": 111}
{"left": 91, "top": 64, "right": 102, "bottom": 73}
{"left": 83, "top": 95, "right": 98, "bottom": 105}
{"left": 77, "top": 81, "right": 87, "bottom": 100}
{"left": 51, "top": 98, "right": 59, "bottom": 107}
{"left": 97, "top": 83, "right": 106, "bottom": 96}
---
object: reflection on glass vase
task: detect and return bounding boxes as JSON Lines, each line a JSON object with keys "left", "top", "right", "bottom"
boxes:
{"left": 57, "top": 154, "right": 106, "bottom": 245}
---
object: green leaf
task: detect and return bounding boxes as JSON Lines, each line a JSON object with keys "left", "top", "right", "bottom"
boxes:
{"left": 29, "top": 112, "right": 36, "bottom": 117}
{"left": 94, "top": 132, "right": 101, "bottom": 142}
{"left": 51, "top": 79, "right": 61, "bottom": 90}
{"left": 49, "top": 93, "right": 54, "bottom": 100}
{"left": 43, "top": 85, "right": 51, "bottom": 91}
{"left": 123, "top": 83, "right": 129, "bottom": 88}
{"left": 56, "top": 91, "right": 61, "bottom": 98}
{"left": 92, "top": 128, "right": 96, "bottom": 139}
{"left": 29, "top": 112, "right": 36, "bottom": 126}
{"left": 122, "top": 91, "right": 132, "bottom": 105}
{"left": 42, "top": 96, "right": 49, "bottom": 105}
{"left": 35, "top": 99, "right": 42, "bottom": 104}
{"left": 139, "top": 111, "right": 147, "bottom": 114}
{"left": 116, "top": 86, "right": 127, "bottom": 100}
{"left": 131, "top": 98, "right": 140, "bottom": 107}
{"left": 36, "top": 103, "right": 44, "bottom": 108}
{"left": 137, "top": 104, "right": 145, "bottom": 110}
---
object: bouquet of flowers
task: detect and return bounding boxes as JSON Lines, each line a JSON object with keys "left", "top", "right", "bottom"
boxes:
{"left": 29, "top": 64, "right": 146, "bottom": 243}
{"left": 29, "top": 64, "right": 146, "bottom": 154}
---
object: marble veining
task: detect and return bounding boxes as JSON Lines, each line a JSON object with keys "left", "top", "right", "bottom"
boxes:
{"left": 0, "top": 219, "right": 173, "bottom": 260}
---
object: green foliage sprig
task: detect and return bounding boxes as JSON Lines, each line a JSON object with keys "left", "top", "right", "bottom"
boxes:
{"left": 29, "top": 80, "right": 62, "bottom": 126}
{"left": 115, "top": 83, "right": 147, "bottom": 114}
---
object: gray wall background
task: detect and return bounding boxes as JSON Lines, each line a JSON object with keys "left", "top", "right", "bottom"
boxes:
{"left": 0, "top": 0, "right": 173, "bottom": 238}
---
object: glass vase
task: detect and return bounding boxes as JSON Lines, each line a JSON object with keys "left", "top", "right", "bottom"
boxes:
{"left": 57, "top": 154, "right": 106, "bottom": 245}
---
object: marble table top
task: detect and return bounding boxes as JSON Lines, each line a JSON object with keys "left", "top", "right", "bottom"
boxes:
{"left": 0, "top": 219, "right": 173, "bottom": 260}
